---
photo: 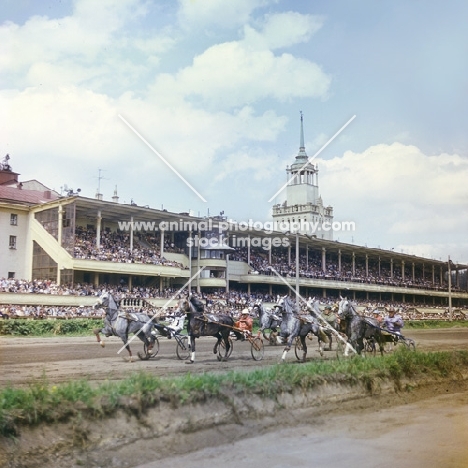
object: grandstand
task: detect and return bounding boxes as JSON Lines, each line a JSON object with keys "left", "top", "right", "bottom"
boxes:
{"left": 1, "top": 154, "right": 467, "bottom": 309}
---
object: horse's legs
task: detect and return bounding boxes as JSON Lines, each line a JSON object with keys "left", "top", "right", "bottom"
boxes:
{"left": 186, "top": 336, "right": 196, "bottom": 364}
{"left": 281, "top": 336, "right": 293, "bottom": 361}
{"left": 327, "top": 332, "right": 333, "bottom": 351}
{"left": 93, "top": 328, "right": 105, "bottom": 348}
{"left": 213, "top": 332, "right": 222, "bottom": 354}
{"left": 300, "top": 335, "right": 307, "bottom": 362}
{"left": 121, "top": 334, "right": 133, "bottom": 362}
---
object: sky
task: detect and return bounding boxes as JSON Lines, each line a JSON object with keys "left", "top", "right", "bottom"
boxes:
{"left": 1, "top": 0, "right": 467, "bottom": 264}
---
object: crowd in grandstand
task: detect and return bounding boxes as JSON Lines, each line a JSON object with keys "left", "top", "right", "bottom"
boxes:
{"left": 73, "top": 226, "right": 186, "bottom": 268}
{"left": 1, "top": 277, "right": 466, "bottom": 321}
{"left": 244, "top": 249, "right": 462, "bottom": 292}
{"left": 30, "top": 226, "right": 461, "bottom": 292}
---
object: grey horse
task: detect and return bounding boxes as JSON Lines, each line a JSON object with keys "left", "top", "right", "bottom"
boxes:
{"left": 275, "top": 295, "right": 325, "bottom": 362}
{"left": 93, "top": 291, "right": 157, "bottom": 361}
{"left": 252, "top": 300, "right": 281, "bottom": 345}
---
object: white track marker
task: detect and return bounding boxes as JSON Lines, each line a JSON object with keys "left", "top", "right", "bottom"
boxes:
{"left": 119, "top": 114, "right": 207, "bottom": 202}
{"left": 268, "top": 115, "right": 356, "bottom": 203}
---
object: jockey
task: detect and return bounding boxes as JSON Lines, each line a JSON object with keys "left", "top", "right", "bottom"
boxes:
{"left": 383, "top": 307, "right": 404, "bottom": 334}
{"left": 235, "top": 308, "right": 253, "bottom": 335}
{"left": 372, "top": 309, "right": 383, "bottom": 323}
{"left": 166, "top": 310, "right": 185, "bottom": 338}
{"left": 323, "top": 305, "right": 337, "bottom": 326}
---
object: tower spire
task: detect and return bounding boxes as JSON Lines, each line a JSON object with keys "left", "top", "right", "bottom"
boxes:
{"left": 300, "top": 111, "right": 305, "bottom": 151}
{"left": 296, "top": 111, "right": 308, "bottom": 161}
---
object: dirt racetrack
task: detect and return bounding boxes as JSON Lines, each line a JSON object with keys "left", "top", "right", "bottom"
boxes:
{"left": 1, "top": 327, "right": 468, "bottom": 387}
{"left": 2, "top": 328, "right": 468, "bottom": 468}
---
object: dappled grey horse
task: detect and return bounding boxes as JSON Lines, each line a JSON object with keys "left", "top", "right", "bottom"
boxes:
{"left": 93, "top": 291, "right": 156, "bottom": 361}
{"left": 275, "top": 295, "right": 324, "bottom": 362}
{"left": 306, "top": 298, "right": 339, "bottom": 351}
{"left": 252, "top": 300, "right": 281, "bottom": 345}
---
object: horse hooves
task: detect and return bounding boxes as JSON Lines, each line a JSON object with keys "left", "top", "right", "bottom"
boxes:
{"left": 185, "top": 360, "right": 194, "bottom": 365}
{"left": 100, "top": 342, "right": 105, "bottom": 348}
{"left": 137, "top": 352, "right": 149, "bottom": 361}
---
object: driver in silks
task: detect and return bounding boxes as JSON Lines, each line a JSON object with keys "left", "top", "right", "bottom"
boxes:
{"left": 383, "top": 307, "right": 404, "bottom": 335}
{"left": 165, "top": 309, "right": 186, "bottom": 338}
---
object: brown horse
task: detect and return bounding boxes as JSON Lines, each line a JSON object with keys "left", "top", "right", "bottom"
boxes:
{"left": 176, "top": 295, "right": 241, "bottom": 363}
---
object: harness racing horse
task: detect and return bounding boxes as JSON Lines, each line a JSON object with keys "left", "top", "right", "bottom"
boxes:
{"left": 275, "top": 295, "right": 326, "bottom": 362}
{"left": 306, "top": 298, "right": 339, "bottom": 351}
{"left": 177, "top": 296, "right": 242, "bottom": 363}
{"left": 337, "top": 297, "right": 384, "bottom": 356}
{"left": 252, "top": 300, "right": 281, "bottom": 345}
{"left": 93, "top": 291, "right": 157, "bottom": 361}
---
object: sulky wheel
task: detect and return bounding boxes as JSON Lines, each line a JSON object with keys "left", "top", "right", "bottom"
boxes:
{"left": 141, "top": 337, "right": 159, "bottom": 360}
{"left": 250, "top": 336, "right": 264, "bottom": 361}
{"left": 217, "top": 337, "right": 233, "bottom": 361}
{"left": 401, "top": 337, "right": 416, "bottom": 351}
{"left": 176, "top": 335, "right": 191, "bottom": 360}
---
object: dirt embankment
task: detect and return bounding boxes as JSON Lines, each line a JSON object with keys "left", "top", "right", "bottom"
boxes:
{"left": 2, "top": 328, "right": 468, "bottom": 467}
{"left": 1, "top": 373, "right": 468, "bottom": 468}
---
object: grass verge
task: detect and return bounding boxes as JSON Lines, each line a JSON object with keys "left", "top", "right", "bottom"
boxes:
{"left": 1, "top": 349, "right": 468, "bottom": 438}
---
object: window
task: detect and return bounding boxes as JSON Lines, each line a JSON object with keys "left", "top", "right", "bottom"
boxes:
{"left": 9, "top": 235, "right": 17, "bottom": 249}
{"left": 10, "top": 214, "right": 18, "bottom": 226}
{"left": 8, "top": 272, "right": 15, "bottom": 279}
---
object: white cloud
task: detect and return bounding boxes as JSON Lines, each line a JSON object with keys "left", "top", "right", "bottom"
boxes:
{"left": 177, "top": 0, "right": 273, "bottom": 30}
{"left": 150, "top": 39, "right": 331, "bottom": 110}
{"left": 255, "top": 11, "right": 324, "bottom": 50}
{"left": 0, "top": 0, "right": 175, "bottom": 91}
{"left": 319, "top": 142, "right": 468, "bottom": 262}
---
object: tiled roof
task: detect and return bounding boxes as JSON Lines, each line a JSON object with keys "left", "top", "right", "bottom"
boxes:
{"left": 0, "top": 185, "right": 59, "bottom": 205}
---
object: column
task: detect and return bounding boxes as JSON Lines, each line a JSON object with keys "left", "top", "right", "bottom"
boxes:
{"left": 197, "top": 230, "right": 201, "bottom": 293}
{"left": 432, "top": 265, "right": 435, "bottom": 285}
{"left": 130, "top": 216, "right": 134, "bottom": 251}
{"left": 378, "top": 257, "right": 381, "bottom": 277}
{"left": 338, "top": 249, "right": 342, "bottom": 273}
{"left": 188, "top": 230, "right": 192, "bottom": 293}
{"left": 440, "top": 266, "right": 443, "bottom": 286}
{"left": 390, "top": 259, "right": 394, "bottom": 279}
{"left": 96, "top": 210, "right": 102, "bottom": 248}
{"left": 401, "top": 261, "right": 405, "bottom": 281}
{"left": 412, "top": 263, "right": 415, "bottom": 282}
{"left": 160, "top": 229, "right": 164, "bottom": 257}
{"left": 365, "top": 254, "right": 368, "bottom": 277}
{"left": 247, "top": 235, "right": 251, "bottom": 265}
{"left": 58, "top": 205, "right": 63, "bottom": 247}
{"left": 352, "top": 252, "right": 355, "bottom": 276}
{"left": 322, "top": 247, "right": 326, "bottom": 273}
{"left": 225, "top": 254, "right": 229, "bottom": 293}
